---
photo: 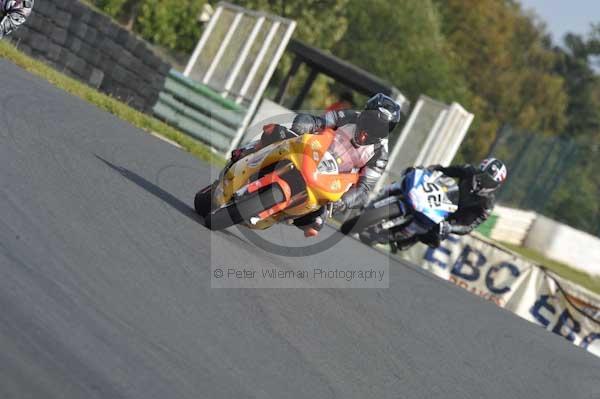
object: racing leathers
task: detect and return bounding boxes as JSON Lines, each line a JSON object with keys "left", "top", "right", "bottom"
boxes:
{"left": 386, "top": 164, "right": 494, "bottom": 248}
{"left": 230, "top": 109, "right": 389, "bottom": 234}
{"left": 0, "top": 0, "right": 33, "bottom": 39}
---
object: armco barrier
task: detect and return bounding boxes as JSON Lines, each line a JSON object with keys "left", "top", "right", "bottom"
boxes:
{"left": 153, "top": 70, "right": 247, "bottom": 153}
{"left": 488, "top": 205, "right": 536, "bottom": 245}
{"left": 476, "top": 205, "right": 537, "bottom": 245}
{"left": 10, "top": 0, "right": 170, "bottom": 113}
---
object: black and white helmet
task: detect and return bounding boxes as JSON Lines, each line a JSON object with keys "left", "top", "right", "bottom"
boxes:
{"left": 473, "top": 158, "right": 507, "bottom": 195}
{"left": 354, "top": 93, "right": 404, "bottom": 146}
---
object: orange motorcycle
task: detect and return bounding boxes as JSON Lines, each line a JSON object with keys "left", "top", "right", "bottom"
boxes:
{"left": 194, "top": 127, "right": 358, "bottom": 231}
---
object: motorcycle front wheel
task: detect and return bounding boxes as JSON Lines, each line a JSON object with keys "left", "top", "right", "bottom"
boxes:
{"left": 339, "top": 202, "right": 403, "bottom": 236}
{"left": 203, "top": 185, "right": 285, "bottom": 231}
{"left": 194, "top": 182, "right": 217, "bottom": 218}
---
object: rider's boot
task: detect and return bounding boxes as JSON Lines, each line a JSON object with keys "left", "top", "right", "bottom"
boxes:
{"left": 394, "top": 236, "right": 418, "bottom": 251}
{"left": 301, "top": 226, "right": 320, "bottom": 238}
{"left": 293, "top": 207, "right": 326, "bottom": 238}
{"left": 389, "top": 222, "right": 420, "bottom": 250}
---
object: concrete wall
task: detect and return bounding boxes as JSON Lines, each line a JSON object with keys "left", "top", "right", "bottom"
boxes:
{"left": 478, "top": 205, "right": 600, "bottom": 276}
{"left": 524, "top": 215, "right": 600, "bottom": 276}
{"left": 10, "top": 0, "right": 171, "bottom": 112}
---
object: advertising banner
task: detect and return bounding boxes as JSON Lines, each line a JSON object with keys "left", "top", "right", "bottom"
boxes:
{"left": 398, "top": 234, "right": 600, "bottom": 357}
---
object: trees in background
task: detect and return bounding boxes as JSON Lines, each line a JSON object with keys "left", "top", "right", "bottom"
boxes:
{"left": 93, "top": 0, "right": 128, "bottom": 19}
{"left": 432, "top": 0, "right": 567, "bottom": 160}
{"left": 542, "top": 27, "right": 600, "bottom": 234}
{"left": 233, "top": 0, "right": 349, "bottom": 51}
{"left": 334, "top": 0, "right": 467, "bottom": 104}
{"left": 134, "top": 0, "right": 206, "bottom": 53}
{"left": 92, "top": 0, "right": 206, "bottom": 52}
{"left": 490, "top": 25, "right": 600, "bottom": 235}
{"left": 552, "top": 27, "right": 600, "bottom": 139}
{"left": 232, "top": 0, "right": 350, "bottom": 109}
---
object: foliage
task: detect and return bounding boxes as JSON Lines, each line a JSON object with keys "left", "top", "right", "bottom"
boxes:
{"left": 543, "top": 145, "right": 600, "bottom": 235}
{"left": 232, "top": 0, "right": 350, "bottom": 110}
{"left": 232, "top": 0, "right": 349, "bottom": 50}
{"left": 552, "top": 28, "right": 600, "bottom": 138}
{"left": 134, "top": 0, "right": 206, "bottom": 53}
{"left": 335, "top": 0, "right": 468, "bottom": 104}
{"left": 91, "top": 0, "right": 205, "bottom": 52}
{"left": 236, "top": 0, "right": 469, "bottom": 112}
{"left": 432, "top": 0, "right": 568, "bottom": 161}
{"left": 92, "top": 0, "right": 128, "bottom": 18}
{"left": 521, "top": 27, "right": 600, "bottom": 235}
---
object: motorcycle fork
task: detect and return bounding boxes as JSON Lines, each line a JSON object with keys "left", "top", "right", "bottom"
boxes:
{"left": 246, "top": 162, "right": 306, "bottom": 221}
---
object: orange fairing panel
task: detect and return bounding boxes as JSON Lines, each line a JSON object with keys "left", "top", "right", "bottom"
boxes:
{"left": 302, "top": 129, "right": 359, "bottom": 195}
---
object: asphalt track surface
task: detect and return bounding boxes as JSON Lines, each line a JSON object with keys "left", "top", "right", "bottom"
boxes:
{"left": 1, "top": 58, "right": 599, "bottom": 399}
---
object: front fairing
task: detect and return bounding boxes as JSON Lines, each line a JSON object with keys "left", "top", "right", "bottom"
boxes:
{"left": 402, "top": 168, "right": 459, "bottom": 225}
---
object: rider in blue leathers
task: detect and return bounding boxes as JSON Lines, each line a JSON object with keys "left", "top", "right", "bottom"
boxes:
{"left": 385, "top": 158, "right": 507, "bottom": 249}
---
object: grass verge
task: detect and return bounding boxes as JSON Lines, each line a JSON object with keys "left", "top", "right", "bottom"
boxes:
{"left": 0, "top": 40, "right": 224, "bottom": 166}
{"left": 500, "top": 241, "right": 600, "bottom": 295}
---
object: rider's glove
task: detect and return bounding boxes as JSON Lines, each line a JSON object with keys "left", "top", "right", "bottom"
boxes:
{"left": 438, "top": 221, "right": 451, "bottom": 240}
{"left": 3, "top": 1, "right": 13, "bottom": 11}
{"left": 262, "top": 124, "right": 287, "bottom": 141}
{"left": 331, "top": 199, "right": 347, "bottom": 214}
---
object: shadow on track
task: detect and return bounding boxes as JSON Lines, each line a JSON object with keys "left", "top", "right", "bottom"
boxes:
{"left": 95, "top": 155, "right": 203, "bottom": 225}
{"left": 93, "top": 155, "right": 285, "bottom": 253}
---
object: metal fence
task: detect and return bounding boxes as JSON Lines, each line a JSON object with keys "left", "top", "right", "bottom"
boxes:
{"left": 153, "top": 70, "right": 247, "bottom": 152}
{"left": 489, "top": 125, "right": 600, "bottom": 236}
{"left": 183, "top": 2, "right": 296, "bottom": 154}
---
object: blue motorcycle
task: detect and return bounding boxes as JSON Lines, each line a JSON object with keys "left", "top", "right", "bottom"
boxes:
{"left": 340, "top": 168, "right": 460, "bottom": 251}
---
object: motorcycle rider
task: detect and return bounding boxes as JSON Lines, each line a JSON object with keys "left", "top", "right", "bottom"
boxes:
{"left": 0, "top": 0, "right": 33, "bottom": 39}
{"left": 227, "top": 93, "right": 408, "bottom": 237}
{"left": 384, "top": 158, "right": 507, "bottom": 249}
